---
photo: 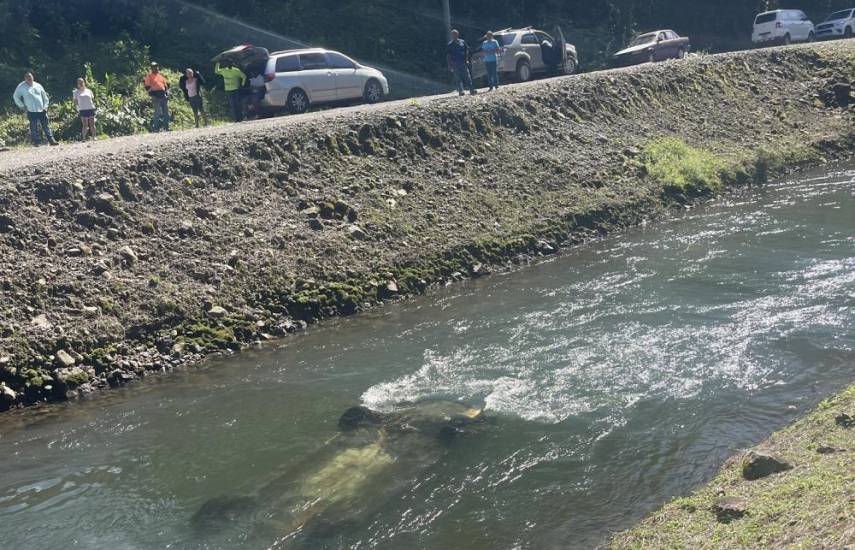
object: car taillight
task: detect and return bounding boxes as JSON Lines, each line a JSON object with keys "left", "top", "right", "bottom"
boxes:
{"left": 264, "top": 72, "right": 275, "bottom": 82}
{"left": 776, "top": 22, "right": 783, "bottom": 28}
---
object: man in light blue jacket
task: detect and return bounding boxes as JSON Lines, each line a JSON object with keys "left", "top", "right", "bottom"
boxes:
{"left": 13, "top": 72, "right": 58, "bottom": 146}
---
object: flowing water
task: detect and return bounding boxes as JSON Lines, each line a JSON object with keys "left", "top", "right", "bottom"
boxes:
{"left": 1, "top": 165, "right": 853, "bottom": 549}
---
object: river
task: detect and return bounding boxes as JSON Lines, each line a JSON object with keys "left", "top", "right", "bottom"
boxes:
{"left": 1, "top": 164, "right": 853, "bottom": 549}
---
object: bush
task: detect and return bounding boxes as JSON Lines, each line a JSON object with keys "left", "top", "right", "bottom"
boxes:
{"left": 642, "top": 138, "right": 726, "bottom": 195}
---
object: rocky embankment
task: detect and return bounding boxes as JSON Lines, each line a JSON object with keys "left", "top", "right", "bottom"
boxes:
{"left": 1, "top": 42, "right": 855, "bottom": 411}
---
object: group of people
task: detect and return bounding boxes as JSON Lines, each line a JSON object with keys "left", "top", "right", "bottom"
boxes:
{"left": 446, "top": 29, "right": 502, "bottom": 96}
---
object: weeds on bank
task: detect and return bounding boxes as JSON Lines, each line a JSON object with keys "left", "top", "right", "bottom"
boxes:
{"left": 642, "top": 138, "right": 726, "bottom": 195}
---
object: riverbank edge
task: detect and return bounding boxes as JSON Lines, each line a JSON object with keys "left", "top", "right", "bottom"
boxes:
{"left": 609, "top": 385, "right": 855, "bottom": 549}
{"left": 2, "top": 42, "right": 855, "bottom": 412}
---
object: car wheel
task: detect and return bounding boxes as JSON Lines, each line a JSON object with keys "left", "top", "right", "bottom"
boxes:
{"left": 782, "top": 34, "right": 791, "bottom": 46}
{"left": 677, "top": 48, "right": 686, "bottom": 60}
{"left": 562, "top": 57, "right": 577, "bottom": 75}
{"left": 808, "top": 31, "right": 816, "bottom": 43}
{"left": 364, "top": 79, "right": 383, "bottom": 104}
{"left": 287, "top": 88, "right": 309, "bottom": 114}
{"left": 515, "top": 60, "right": 531, "bottom": 82}
{"left": 845, "top": 27, "right": 853, "bottom": 38}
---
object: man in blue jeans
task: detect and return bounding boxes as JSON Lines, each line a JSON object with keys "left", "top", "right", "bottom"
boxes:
{"left": 481, "top": 31, "right": 501, "bottom": 91}
{"left": 12, "top": 72, "right": 58, "bottom": 146}
{"left": 447, "top": 30, "right": 477, "bottom": 96}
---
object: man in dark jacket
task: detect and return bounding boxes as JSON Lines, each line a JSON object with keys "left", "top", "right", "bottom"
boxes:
{"left": 179, "top": 68, "right": 208, "bottom": 128}
{"left": 446, "top": 29, "right": 476, "bottom": 96}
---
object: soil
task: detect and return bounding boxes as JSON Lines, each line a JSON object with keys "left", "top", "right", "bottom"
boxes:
{"left": 1, "top": 41, "right": 854, "bottom": 411}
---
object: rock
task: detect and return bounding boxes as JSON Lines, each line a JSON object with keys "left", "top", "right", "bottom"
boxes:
{"left": 31, "top": 314, "right": 52, "bottom": 329}
{"left": 301, "top": 206, "right": 321, "bottom": 218}
{"left": 118, "top": 245, "right": 138, "bottom": 265}
{"left": 835, "top": 413, "right": 854, "bottom": 428}
{"left": 178, "top": 220, "right": 195, "bottom": 237}
{"left": 308, "top": 218, "right": 324, "bottom": 231}
{"left": 816, "top": 445, "right": 842, "bottom": 455}
{"left": 0, "top": 383, "right": 16, "bottom": 402}
{"left": 347, "top": 225, "right": 367, "bottom": 240}
{"left": 386, "top": 281, "right": 399, "bottom": 293}
{"left": 171, "top": 342, "right": 186, "bottom": 357}
{"left": 56, "top": 366, "right": 88, "bottom": 387}
{"left": 713, "top": 497, "right": 748, "bottom": 522}
{"left": 207, "top": 306, "right": 228, "bottom": 318}
{"left": 107, "top": 369, "right": 135, "bottom": 388}
{"left": 471, "top": 263, "right": 491, "bottom": 277}
{"left": 55, "top": 349, "right": 76, "bottom": 368}
{"left": 741, "top": 451, "right": 792, "bottom": 480}
{"left": 536, "top": 240, "right": 556, "bottom": 254}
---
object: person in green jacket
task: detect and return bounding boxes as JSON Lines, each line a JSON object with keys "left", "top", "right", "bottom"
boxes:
{"left": 215, "top": 62, "right": 247, "bottom": 122}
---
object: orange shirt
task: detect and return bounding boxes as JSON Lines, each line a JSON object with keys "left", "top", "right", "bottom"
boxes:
{"left": 144, "top": 72, "right": 168, "bottom": 92}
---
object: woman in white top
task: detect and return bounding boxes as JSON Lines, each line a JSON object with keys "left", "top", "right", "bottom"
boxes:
{"left": 73, "top": 78, "right": 96, "bottom": 141}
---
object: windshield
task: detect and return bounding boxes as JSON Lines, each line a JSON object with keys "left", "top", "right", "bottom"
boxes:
{"left": 825, "top": 10, "right": 852, "bottom": 21}
{"left": 629, "top": 33, "right": 657, "bottom": 47}
{"left": 494, "top": 34, "right": 516, "bottom": 47}
{"left": 755, "top": 13, "right": 777, "bottom": 25}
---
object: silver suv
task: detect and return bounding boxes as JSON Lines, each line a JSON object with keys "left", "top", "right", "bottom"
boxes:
{"left": 471, "top": 27, "right": 578, "bottom": 83}
{"left": 213, "top": 45, "right": 389, "bottom": 115}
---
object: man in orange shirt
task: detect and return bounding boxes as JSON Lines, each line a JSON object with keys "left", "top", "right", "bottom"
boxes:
{"left": 143, "top": 62, "right": 170, "bottom": 132}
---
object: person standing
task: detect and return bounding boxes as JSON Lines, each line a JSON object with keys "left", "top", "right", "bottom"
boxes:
{"left": 73, "top": 78, "right": 97, "bottom": 141}
{"left": 481, "top": 31, "right": 501, "bottom": 91}
{"left": 179, "top": 68, "right": 208, "bottom": 128}
{"left": 143, "top": 62, "right": 170, "bottom": 132}
{"left": 12, "top": 72, "right": 58, "bottom": 146}
{"left": 215, "top": 62, "right": 246, "bottom": 122}
{"left": 446, "top": 29, "right": 476, "bottom": 96}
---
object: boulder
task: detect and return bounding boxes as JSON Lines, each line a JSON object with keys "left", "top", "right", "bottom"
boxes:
{"left": 207, "top": 306, "right": 228, "bottom": 318}
{"left": 118, "top": 245, "right": 138, "bottom": 265}
{"left": 347, "top": 225, "right": 367, "bottom": 240}
{"left": 741, "top": 451, "right": 792, "bottom": 480}
{"left": 55, "top": 349, "right": 76, "bottom": 368}
{"left": 835, "top": 413, "right": 854, "bottom": 428}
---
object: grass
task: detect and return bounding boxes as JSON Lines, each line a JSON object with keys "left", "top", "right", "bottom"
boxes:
{"left": 642, "top": 138, "right": 727, "bottom": 195}
{"left": 610, "top": 385, "right": 855, "bottom": 549}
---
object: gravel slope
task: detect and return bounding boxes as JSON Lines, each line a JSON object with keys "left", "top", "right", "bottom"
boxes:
{"left": 1, "top": 42, "right": 854, "bottom": 411}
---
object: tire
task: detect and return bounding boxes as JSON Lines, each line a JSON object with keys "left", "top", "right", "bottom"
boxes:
{"left": 677, "top": 48, "right": 686, "bottom": 60}
{"left": 364, "top": 79, "right": 383, "bottom": 104}
{"left": 782, "top": 34, "right": 791, "bottom": 46}
{"left": 287, "top": 88, "right": 309, "bottom": 114}
{"left": 808, "top": 31, "right": 815, "bottom": 43}
{"left": 515, "top": 60, "right": 531, "bottom": 83}
{"left": 562, "top": 56, "right": 577, "bottom": 75}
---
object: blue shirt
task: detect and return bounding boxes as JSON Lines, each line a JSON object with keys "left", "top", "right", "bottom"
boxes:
{"left": 13, "top": 81, "right": 50, "bottom": 113}
{"left": 447, "top": 39, "right": 469, "bottom": 65}
{"left": 481, "top": 39, "right": 500, "bottom": 63}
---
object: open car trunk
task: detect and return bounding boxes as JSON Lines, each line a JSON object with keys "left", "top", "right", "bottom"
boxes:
{"left": 211, "top": 45, "right": 270, "bottom": 74}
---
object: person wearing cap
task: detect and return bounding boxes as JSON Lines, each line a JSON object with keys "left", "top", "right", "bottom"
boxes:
{"left": 215, "top": 61, "right": 247, "bottom": 122}
{"left": 143, "top": 62, "right": 170, "bottom": 132}
{"left": 12, "top": 72, "right": 58, "bottom": 146}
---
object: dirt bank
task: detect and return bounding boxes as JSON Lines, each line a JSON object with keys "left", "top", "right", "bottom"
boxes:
{"left": 1, "top": 42, "right": 854, "bottom": 411}
{"left": 610, "top": 385, "right": 855, "bottom": 549}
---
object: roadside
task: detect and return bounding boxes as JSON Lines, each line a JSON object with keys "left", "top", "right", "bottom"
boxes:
{"left": 0, "top": 42, "right": 854, "bottom": 412}
{"left": 610, "top": 385, "right": 855, "bottom": 549}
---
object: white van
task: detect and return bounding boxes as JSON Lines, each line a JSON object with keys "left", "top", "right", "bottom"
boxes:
{"left": 752, "top": 10, "right": 815, "bottom": 46}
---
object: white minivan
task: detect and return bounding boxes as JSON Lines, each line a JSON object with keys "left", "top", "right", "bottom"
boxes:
{"left": 752, "top": 9, "right": 815, "bottom": 46}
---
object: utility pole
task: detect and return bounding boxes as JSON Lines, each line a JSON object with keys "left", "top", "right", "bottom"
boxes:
{"left": 442, "top": 0, "right": 451, "bottom": 41}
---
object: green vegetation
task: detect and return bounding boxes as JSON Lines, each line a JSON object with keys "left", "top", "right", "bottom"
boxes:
{"left": 642, "top": 138, "right": 726, "bottom": 195}
{"left": 611, "top": 386, "right": 855, "bottom": 549}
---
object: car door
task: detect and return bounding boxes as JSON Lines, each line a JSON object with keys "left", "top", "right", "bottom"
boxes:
{"left": 521, "top": 32, "right": 543, "bottom": 69}
{"left": 664, "top": 31, "right": 681, "bottom": 58}
{"left": 553, "top": 26, "right": 568, "bottom": 69}
{"left": 653, "top": 32, "right": 669, "bottom": 60}
{"left": 297, "top": 52, "right": 337, "bottom": 103}
{"left": 796, "top": 11, "right": 812, "bottom": 39}
{"left": 325, "top": 52, "right": 362, "bottom": 100}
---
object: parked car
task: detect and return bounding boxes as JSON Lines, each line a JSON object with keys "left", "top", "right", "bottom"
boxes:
{"left": 212, "top": 45, "right": 389, "bottom": 115}
{"left": 612, "top": 30, "right": 691, "bottom": 67}
{"left": 816, "top": 8, "right": 855, "bottom": 40}
{"left": 751, "top": 10, "right": 815, "bottom": 46}
{"left": 470, "top": 26, "right": 578, "bottom": 84}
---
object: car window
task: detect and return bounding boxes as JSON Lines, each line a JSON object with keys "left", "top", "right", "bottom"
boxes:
{"left": 326, "top": 52, "right": 356, "bottom": 69}
{"left": 274, "top": 55, "right": 301, "bottom": 73}
{"left": 755, "top": 13, "right": 777, "bottom": 24}
{"left": 495, "top": 33, "right": 516, "bottom": 47}
{"left": 796, "top": 11, "right": 807, "bottom": 20}
{"left": 657, "top": 32, "right": 667, "bottom": 41}
{"left": 666, "top": 31, "right": 678, "bottom": 40}
{"left": 299, "top": 52, "right": 327, "bottom": 70}
{"left": 535, "top": 31, "right": 551, "bottom": 43}
{"left": 521, "top": 33, "right": 539, "bottom": 45}
{"left": 827, "top": 10, "right": 852, "bottom": 21}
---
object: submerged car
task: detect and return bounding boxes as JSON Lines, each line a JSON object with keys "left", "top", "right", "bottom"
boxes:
{"left": 612, "top": 30, "right": 691, "bottom": 66}
{"left": 212, "top": 44, "right": 389, "bottom": 115}
{"left": 470, "top": 26, "right": 578, "bottom": 83}
{"left": 751, "top": 10, "right": 815, "bottom": 46}
{"left": 816, "top": 8, "right": 855, "bottom": 40}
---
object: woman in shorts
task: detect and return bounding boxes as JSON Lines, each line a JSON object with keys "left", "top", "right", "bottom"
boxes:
{"left": 73, "top": 78, "right": 96, "bottom": 140}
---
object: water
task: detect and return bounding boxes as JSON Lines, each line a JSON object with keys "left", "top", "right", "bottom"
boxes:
{"left": 1, "top": 165, "right": 853, "bottom": 549}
